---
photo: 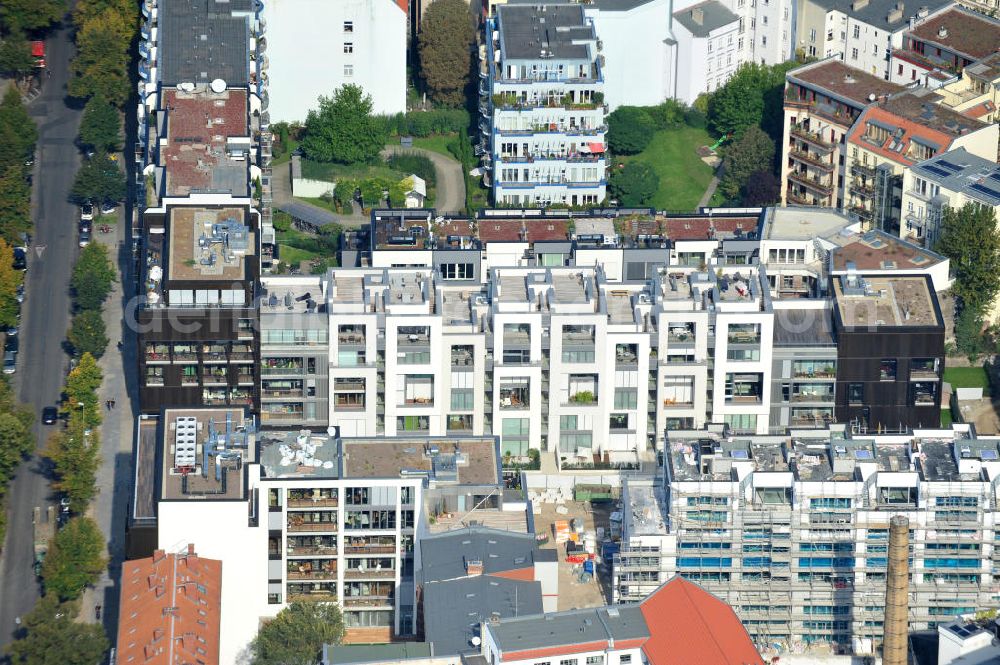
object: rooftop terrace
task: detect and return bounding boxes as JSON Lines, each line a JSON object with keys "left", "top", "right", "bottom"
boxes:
{"left": 830, "top": 230, "right": 943, "bottom": 272}
{"left": 165, "top": 207, "right": 254, "bottom": 282}
{"left": 158, "top": 408, "right": 254, "bottom": 502}
{"left": 787, "top": 59, "right": 904, "bottom": 108}
{"left": 161, "top": 87, "right": 249, "bottom": 197}
{"left": 833, "top": 275, "right": 940, "bottom": 328}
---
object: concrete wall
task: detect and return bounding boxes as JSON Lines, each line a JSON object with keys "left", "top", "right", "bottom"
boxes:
{"left": 292, "top": 177, "right": 335, "bottom": 198}
{"left": 262, "top": 0, "right": 406, "bottom": 122}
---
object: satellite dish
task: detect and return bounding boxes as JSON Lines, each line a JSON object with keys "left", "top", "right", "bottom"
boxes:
{"left": 868, "top": 93, "right": 876, "bottom": 102}
{"left": 180, "top": 81, "right": 195, "bottom": 92}
{"left": 210, "top": 78, "right": 227, "bottom": 93}
{"left": 471, "top": 637, "right": 482, "bottom": 647}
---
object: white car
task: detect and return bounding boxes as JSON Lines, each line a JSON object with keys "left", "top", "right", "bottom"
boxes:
{"left": 80, "top": 203, "right": 94, "bottom": 221}
{"left": 100, "top": 202, "right": 117, "bottom": 215}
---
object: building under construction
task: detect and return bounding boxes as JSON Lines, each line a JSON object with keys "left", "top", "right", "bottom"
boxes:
{"left": 614, "top": 422, "right": 1000, "bottom": 656}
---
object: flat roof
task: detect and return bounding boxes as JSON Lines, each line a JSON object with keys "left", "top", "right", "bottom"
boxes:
{"left": 161, "top": 87, "right": 249, "bottom": 197}
{"left": 159, "top": 0, "right": 251, "bottom": 86}
{"left": 880, "top": 90, "right": 985, "bottom": 137}
{"left": 341, "top": 437, "right": 501, "bottom": 485}
{"left": 661, "top": 214, "right": 759, "bottom": 240}
{"left": 623, "top": 481, "right": 668, "bottom": 536}
{"left": 773, "top": 307, "right": 836, "bottom": 346}
{"left": 831, "top": 230, "right": 943, "bottom": 272}
{"left": 787, "top": 59, "right": 904, "bottom": 107}
{"left": 833, "top": 275, "right": 940, "bottom": 328}
{"left": 907, "top": 6, "right": 1000, "bottom": 60}
{"left": 910, "top": 147, "right": 1000, "bottom": 207}
{"left": 323, "top": 643, "right": 433, "bottom": 665}
{"left": 159, "top": 408, "right": 254, "bottom": 501}
{"left": 497, "top": 4, "right": 595, "bottom": 61}
{"left": 258, "top": 429, "right": 341, "bottom": 479}
{"left": 551, "top": 272, "right": 591, "bottom": 304}
{"left": 489, "top": 606, "right": 649, "bottom": 654}
{"left": 167, "top": 207, "right": 254, "bottom": 282}
{"left": 420, "top": 526, "right": 542, "bottom": 584}
{"left": 673, "top": 0, "right": 740, "bottom": 37}
{"left": 764, "top": 207, "right": 852, "bottom": 240}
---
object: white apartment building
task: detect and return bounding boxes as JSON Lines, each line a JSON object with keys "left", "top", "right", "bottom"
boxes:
{"left": 482, "top": 4, "right": 607, "bottom": 207}
{"left": 615, "top": 424, "right": 1000, "bottom": 655}
{"left": 901, "top": 147, "right": 1000, "bottom": 250}
{"left": 672, "top": 1, "right": 742, "bottom": 102}
{"left": 261, "top": 0, "right": 406, "bottom": 120}
{"left": 140, "top": 408, "right": 506, "bottom": 661}
{"left": 795, "top": 0, "right": 952, "bottom": 78}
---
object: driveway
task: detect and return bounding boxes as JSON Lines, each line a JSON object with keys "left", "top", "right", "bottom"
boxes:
{"left": 381, "top": 145, "right": 466, "bottom": 215}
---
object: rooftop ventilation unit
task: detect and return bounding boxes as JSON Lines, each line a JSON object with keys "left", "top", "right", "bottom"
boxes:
{"left": 173, "top": 416, "right": 198, "bottom": 470}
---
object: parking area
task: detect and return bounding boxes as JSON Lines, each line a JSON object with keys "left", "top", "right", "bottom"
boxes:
{"left": 534, "top": 500, "right": 615, "bottom": 611}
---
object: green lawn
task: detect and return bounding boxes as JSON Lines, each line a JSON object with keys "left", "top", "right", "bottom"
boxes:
{"left": 411, "top": 134, "right": 458, "bottom": 159}
{"left": 621, "top": 126, "right": 716, "bottom": 212}
{"left": 943, "top": 366, "right": 990, "bottom": 395}
{"left": 940, "top": 408, "right": 954, "bottom": 428}
{"left": 276, "top": 228, "right": 340, "bottom": 272}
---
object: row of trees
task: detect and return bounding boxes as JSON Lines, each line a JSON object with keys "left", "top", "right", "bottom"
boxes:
{"left": 0, "top": 88, "right": 37, "bottom": 243}
{"left": 67, "top": 243, "right": 116, "bottom": 358}
{"left": 0, "top": 0, "right": 63, "bottom": 82}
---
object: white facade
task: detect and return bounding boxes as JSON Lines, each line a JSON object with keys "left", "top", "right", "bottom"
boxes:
{"left": 672, "top": 5, "right": 742, "bottom": 102}
{"left": 583, "top": 0, "right": 673, "bottom": 110}
{"left": 262, "top": 0, "right": 406, "bottom": 121}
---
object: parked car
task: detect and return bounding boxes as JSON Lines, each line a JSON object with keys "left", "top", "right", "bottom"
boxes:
{"left": 15, "top": 284, "right": 24, "bottom": 304}
{"left": 3, "top": 350, "right": 16, "bottom": 374}
{"left": 5, "top": 336, "right": 18, "bottom": 354}
{"left": 12, "top": 247, "right": 26, "bottom": 271}
{"left": 79, "top": 226, "right": 91, "bottom": 247}
{"left": 5, "top": 325, "right": 17, "bottom": 337}
{"left": 80, "top": 203, "right": 94, "bottom": 221}
{"left": 100, "top": 202, "right": 117, "bottom": 215}
{"left": 42, "top": 406, "right": 58, "bottom": 425}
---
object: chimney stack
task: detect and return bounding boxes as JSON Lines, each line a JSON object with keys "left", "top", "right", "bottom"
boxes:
{"left": 883, "top": 515, "right": 910, "bottom": 665}
{"left": 691, "top": 7, "right": 704, "bottom": 24}
{"left": 466, "top": 559, "right": 484, "bottom": 576}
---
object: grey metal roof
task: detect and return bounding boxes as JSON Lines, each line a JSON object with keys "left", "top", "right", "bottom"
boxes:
{"left": 911, "top": 147, "right": 1000, "bottom": 207}
{"left": 498, "top": 3, "right": 595, "bottom": 61}
{"left": 773, "top": 308, "right": 836, "bottom": 346}
{"left": 807, "top": 0, "right": 952, "bottom": 33}
{"left": 672, "top": 0, "right": 739, "bottom": 37}
{"left": 322, "top": 643, "right": 433, "bottom": 665}
{"left": 589, "top": 0, "right": 660, "bottom": 12}
{"left": 420, "top": 526, "right": 541, "bottom": 584}
{"left": 423, "top": 576, "right": 543, "bottom": 656}
{"left": 159, "top": 0, "right": 251, "bottom": 86}
{"left": 488, "top": 605, "right": 650, "bottom": 653}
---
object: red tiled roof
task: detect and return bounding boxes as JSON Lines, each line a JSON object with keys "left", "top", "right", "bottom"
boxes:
{"left": 116, "top": 545, "right": 223, "bottom": 665}
{"left": 162, "top": 88, "right": 248, "bottom": 196}
{"left": 640, "top": 577, "right": 763, "bottom": 665}
{"left": 906, "top": 6, "right": 1000, "bottom": 60}
{"left": 476, "top": 218, "right": 571, "bottom": 242}
{"left": 963, "top": 101, "right": 996, "bottom": 119}
{"left": 847, "top": 102, "right": 961, "bottom": 167}
{"left": 662, "top": 216, "right": 758, "bottom": 240}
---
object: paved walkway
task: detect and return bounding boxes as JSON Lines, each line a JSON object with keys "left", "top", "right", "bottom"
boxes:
{"left": 79, "top": 217, "right": 136, "bottom": 632}
{"left": 697, "top": 162, "right": 724, "bottom": 210}
{"left": 271, "top": 160, "right": 365, "bottom": 228}
{"left": 380, "top": 145, "right": 466, "bottom": 214}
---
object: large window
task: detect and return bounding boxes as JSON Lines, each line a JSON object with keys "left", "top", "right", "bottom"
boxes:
{"left": 614, "top": 388, "right": 638, "bottom": 410}
{"left": 450, "top": 388, "right": 473, "bottom": 411}
{"left": 501, "top": 418, "right": 530, "bottom": 456}
{"left": 500, "top": 378, "right": 530, "bottom": 409}
{"left": 440, "top": 263, "right": 474, "bottom": 280}
{"left": 263, "top": 329, "right": 327, "bottom": 346}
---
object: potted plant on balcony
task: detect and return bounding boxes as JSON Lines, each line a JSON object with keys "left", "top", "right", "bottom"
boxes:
{"left": 570, "top": 390, "right": 595, "bottom": 404}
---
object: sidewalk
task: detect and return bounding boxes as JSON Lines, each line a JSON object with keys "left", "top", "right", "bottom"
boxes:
{"left": 79, "top": 218, "right": 136, "bottom": 629}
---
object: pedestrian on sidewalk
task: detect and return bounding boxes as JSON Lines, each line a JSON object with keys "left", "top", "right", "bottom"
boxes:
{"left": 105, "top": 400, "right": 111, "bottom": 411}
{"left": 111, "top": 399, "right": 116, "bottom": 409}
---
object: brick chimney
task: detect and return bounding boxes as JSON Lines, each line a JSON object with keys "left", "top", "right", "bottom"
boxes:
{"left": 466, "top": 559, "right": 484, "bottom": 576}
{"left": 691, "top": 6, "right": 704, "bottom": 24}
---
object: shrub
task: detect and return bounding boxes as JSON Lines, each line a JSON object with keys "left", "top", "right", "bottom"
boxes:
{"left": 387, "top": 153, "right": 436, "bottom": 187}
{"left": 607, "top": 107, "right": 656, "bottom": 155}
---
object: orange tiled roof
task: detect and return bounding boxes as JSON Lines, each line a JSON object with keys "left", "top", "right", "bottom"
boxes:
{"left": 116, "top": 545, "right": 222, "bottom": 665}
{"left": 639, "top": 577, "right": 764, "bottom": 665}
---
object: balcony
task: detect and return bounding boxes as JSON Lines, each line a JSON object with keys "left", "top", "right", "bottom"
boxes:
{"left": 343, "top": 597, "right": 393, "bottom": 608}
{"left": 851, "top": 163, "right": 877, "bottom": 178}
{"left": 343, "top": 569, "right": 396, "bottom": 580}
{"left": 201, "top": 370, "right": 229, "bottom": 385}
{"left": 787, "top": 172, "right": 834, "bottom": 195}
{"left": 789, "top": 148, "right": 834, "bottom": 172}
{"left": 343, "top": 543, "right": 396, "bottom": 555}
{"left": 786, "top": 191, "right": 823, "bottom": 206}
{"left": 287, "top": 545, "right": 338, "bottom": 557}
{"left": 288, "top": 593, "right": 338, "bottom": 602}
{"left": 338, "top": 333, "right": 366, "bottom": 346}
{"left": 789, "top": 124, "right": 835, "bottom": 151}
{"left": 262, "top": 359, "right": 304, "bottom": 375}
{"left": 287, "top": 521, "right": 337, "bottom": 533}
{"left": 849, "top": 180, "right": 875, "bottom": 198}
{"left": 288, "top": 497, "right": 339, "bottom": 508}
{"left": 287, "top": 568, "right": 338, "bottom": 581}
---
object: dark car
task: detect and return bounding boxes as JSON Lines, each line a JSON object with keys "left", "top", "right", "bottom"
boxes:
{"left": 42, "top": 406, "right": 58, "bottom": 425}
{"left": 4, "top": 336, "right": 17, "bottom": 354}
{"left": 12, "top": 247, "right": 26, "bottom": 271}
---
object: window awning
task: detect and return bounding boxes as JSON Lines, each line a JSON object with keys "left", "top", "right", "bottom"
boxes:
{"left": 586, "top": 142, "right": 605, "bottom": 153}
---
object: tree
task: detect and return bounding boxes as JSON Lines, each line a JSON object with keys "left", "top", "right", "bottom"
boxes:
{"left": 0, "top": 238, "right": 23, "bottom": 328}
{"left": 6, "top": 595, "right": 108, "bottom": 665}
{"left": 67, "top": 7, "right": 134, "bottom": 106}
{"left": 71, "top": 243, "right": 116, "bottom": 312}
{"left": 68, "top": 310, "right": 108, "bottom": 358}
{"left": 608, "top": 161, "right": 658, "bottom": 206}
{"left": 607, "top": 107, "right": 656, "bottom": 155}
{"left": 250, "top": 600, "right": 345, "bottom": 665}
{"left": 708, "top": 63, "right": 767, "bottom": 139}
{"left": 72, "top": 0, "right": 135, "bottom": 27}
{"left": 0, "top": 411, "right": 32, "bottom": 483}
{"left": 300, "top": 85, "right": 387, "bottom": 165}
{"left": 70, "top": 153, "right": 125, "bottom": 205}
{"left": 0, "top": 166, "right": 31, "bottom": 243}
{"left": 41, "top": 516, "right": 107, "bottom": 600}
{"left": 0, "top": 33, "right": 36, "bottom": 80}
{"left": 955, "top": 307, "right": 986, "bottom": 361}
{"left": 0, "top": 0, "right": 65, "bottom": 32}
{"left": 78, "top": 94, "right": 121, "bottom": 153}
{"left": 44, "top": 415, "right": 101, "bottom": 514}
{"left": 64, "top": 353, "right": 103, "bottom": 422}
{"left": 719, "top": 126, "right": 776, "bottom": 199}
{"left": 741, "top": 169, "right": 781, "bottom": 207}
{"left": 936, "top": 203, "right": 1000, "bottom": 316}
{"left": 0, "top": 87, "right": 37, "bottom": 169}
{"left": 418, "top": 0, "right": 473, "bottom": 107}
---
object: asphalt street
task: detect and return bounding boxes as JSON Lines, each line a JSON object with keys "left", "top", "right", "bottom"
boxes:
{"left": 0, "top": 24, "right": 83, "bottom": 647}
